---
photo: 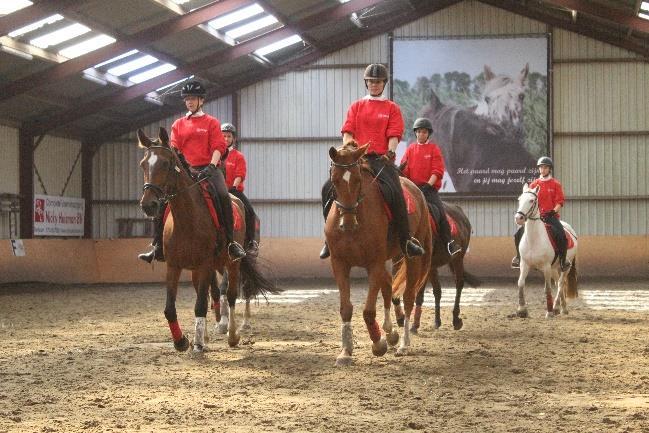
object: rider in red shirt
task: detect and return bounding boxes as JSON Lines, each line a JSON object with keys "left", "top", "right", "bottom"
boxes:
{"left": 401, "top": 117, "right": 461, "bottom": 256}
{"left": 138, "top": 80, "right": 246, "bottom": 263}
{"left": 512, "top": 156, "right": 570, "bottom": 271}
{"left": 221, "top": 122, "right": 259, "bottom": 251}
{"left": 319, "top": 64, "right": 425, "bottom": 259}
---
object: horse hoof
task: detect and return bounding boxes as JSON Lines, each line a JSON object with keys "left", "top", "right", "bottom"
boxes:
{"left": 434, "top": 319, "right": 442, "bottom": 329}
{"left": 174, "top": 335, "right": 190, "bottom": 352}
{"left": 335, "top": 355, "right": 352, "bottom": 367}
{"left": 192, "top": 344, "right": 205, "bottom": 354}
{"left": 216, "top": 323, "right": 228, "bottom": 334}
{"left": 386, "top": 330, "right": 400, "bottom": 346}
{"left": 396, "top": 317, "right": 405, "bottom": 327}
{"left": 409, "top": 326, "right": 419, "bottom": 335}
{"left": 453, "top": 318, "right": 464, "bottom": 330}
{"left": 395, "top": 347, "right": 408, "bottom": 357}
{"left": 372, "top": 338, "right": 388, "bottom": 357}
{"left": 545, "top": 311, "right": 555, "bottom": 319}
{"left": 228, "top": 334, "right": 240, "bottom": 347}
{"left": 516, "top": 309, "right": 529, "bottom": 319}
{"left": 239, "top": 323, "right": 252, "bottom": 332}
{"left": 561, "top": 308, "right": 569, "bottom": 315}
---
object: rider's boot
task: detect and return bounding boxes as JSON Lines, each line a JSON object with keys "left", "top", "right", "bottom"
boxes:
{"left": 404, "top": 238, "right": 425, "bottom": 258}
{"left": 319, "top": 242, "right": 330, "bottom": 259}
{"left": 138, "top": 216, "right": 165, "bottom": 263}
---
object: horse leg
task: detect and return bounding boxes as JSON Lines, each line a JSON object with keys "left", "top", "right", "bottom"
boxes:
{"left": 449, "top": 259, "right": 465, "bottom": 330}
{"left": 392, "top": 298, "right": 405, "bottom": 327}
{"left": 431, "top": 267, "right": 443, "bottom": 328}
{"left": 216, "top": 270, "right": 229, "bottom": 334}
{"left": 365, "top": 265, "right": 388, "bottom": 357}
{"left": 379, "top": 268, "right": 399, "bottom": 347}
{"left": 164, "top": 266, "right": 189, "bottom": 352}
{"left": 192, "top": 267, "right": 211, "bottom": 353}
{"left": 410, "top": 282, "right": 425, "bottom": 334}
{"left": 517, "top": 261, "right": 530, "bottom": 318}
{"left": 332, "top": 259, "right": 353, "bottom": 367}
{"left": 543, "top": 266, "right": 555, "bottom": 319}
{"left": 552, "top": 269, "right": 563, "bottom": 315}
{"left": 209, "top": 271, "right": 220, "bottom": 335}
{"left": 225, "top": 263, "right": 241, "bottom": 347}
{"left": 239, "top": 298, "right": 252, "bottom": 332}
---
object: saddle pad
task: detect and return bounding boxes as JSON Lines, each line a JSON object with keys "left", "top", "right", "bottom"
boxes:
{"left": 163, "top": 183, "right": 242, "bottom": 231}
{"left": 383, "top": 186, "right": 416, "bottom": 221}
{"left": 544, "top": 223, "right": 575, "bottom": 252}
{"left": 430, "top": 213, "right": 458, "bottom": 237}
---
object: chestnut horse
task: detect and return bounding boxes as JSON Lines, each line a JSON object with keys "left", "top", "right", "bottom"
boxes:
{"left": 325, "top": 142, "right": 431, "bottom": 366}
{"left": 392, "top": 202, "right": 480, "bottom": 332}
{"left": 137, "top": 127, "right": 277, "bottom": 353}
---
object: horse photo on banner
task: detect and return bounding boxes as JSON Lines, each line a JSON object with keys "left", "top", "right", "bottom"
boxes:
{"left": 392, "top": 36, "right": 550, "bottom": 195}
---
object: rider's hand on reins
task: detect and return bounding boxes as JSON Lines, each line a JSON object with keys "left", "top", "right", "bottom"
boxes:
{"left": 197, "top": 163, "right": 217, "bottom": 182}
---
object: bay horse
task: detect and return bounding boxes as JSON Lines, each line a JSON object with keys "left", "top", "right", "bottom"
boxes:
{"left": 422, "top": 89, "right": 535, "bottom": 193}
{"left": 137, "top": 127, "right": 277, "bottom": 352}
{"left": 514, "top": 183, "right": 578, "bottom": 318}
{"left": 326, "top": 142, "right": 432, "bottom": 366}
{"left": 392, "top": 202, "right": 480, "bottom": 332}
{"left": 474, "top": 63, "right": 529, "bottom": 130}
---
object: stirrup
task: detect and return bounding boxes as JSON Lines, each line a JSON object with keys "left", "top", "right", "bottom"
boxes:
{"left": 405, "top": 238, "right": 424, "bottom": 258}
{"left": 511, "top": 256, "right": 520, "bottom": 269}
{"left": 560, "top": 259, "right": 571, "bottom": 272}
{"left": 319, "top": 242, "right": 330, "bottom": 259}
{"left": 447, "top": 240, "right": 461, "bottom": 256}
{"left": 246, "top": 240, "right": 259, "bottom": 252}
{"left": 227, "top": 242, "right": 246, "bottom": 261}
{"left": 138, "top": 245, "right": 164, "bottom": 263}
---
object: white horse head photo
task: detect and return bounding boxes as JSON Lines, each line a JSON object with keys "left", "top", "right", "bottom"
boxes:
{"left": 475, "top": 63, "right": 529, "bottom": 128}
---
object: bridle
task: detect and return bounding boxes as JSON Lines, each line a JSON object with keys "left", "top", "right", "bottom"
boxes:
{"left": 142, "top": 145, "right": 201, "bottom": 205}
{"left": 516, "top": 190, "right": 540, "bottom": 221}
{"left": 330, "top": 158, "right": 365, "bottom": 215}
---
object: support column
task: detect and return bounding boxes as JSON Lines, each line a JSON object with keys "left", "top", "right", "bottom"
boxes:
{"left": 18, "top": 128, "right": 34, "bottom": 239}
{"left": 81, "top": 142, "right": 96, "bottom": 239}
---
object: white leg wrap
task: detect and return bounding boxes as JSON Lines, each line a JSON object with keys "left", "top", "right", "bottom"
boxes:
{"left": 194, "top": 317, "right": 206, "bottom": 347}
{"left": 341, "top": 322, "right": 353, "bottom": 353}
{"left": 382, "top": 307, "right": 392, "bottom": 333}
{"left": 220, "top": 295, "right": 229, "bottom": 318}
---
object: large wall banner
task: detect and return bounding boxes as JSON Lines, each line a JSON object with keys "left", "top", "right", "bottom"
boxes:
{"left": 393, "top": 36, "right": 550, "bottom": 195}
{"left": 33, "top": 194, "right": 85, "bottom": 237}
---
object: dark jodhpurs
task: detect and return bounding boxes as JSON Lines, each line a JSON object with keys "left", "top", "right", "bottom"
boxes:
{"left": 229, "top": 188, "right": 257, "bottom": 246}
{"left": 419, "top": 185, "right": 453, "bottom": 245}
{"left": 321, "top": 154, "right": 411, "bottom": 250}
{"left": 514, "top": 214, "right": 568, "bottom": 263}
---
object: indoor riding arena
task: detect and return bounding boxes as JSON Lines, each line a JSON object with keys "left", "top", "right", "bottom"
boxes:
{"left": 0, "top": 1, "right": 648, "bottom": 432}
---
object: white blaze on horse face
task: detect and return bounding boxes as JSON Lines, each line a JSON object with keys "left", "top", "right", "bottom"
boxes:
{"left": 147, "top": 153, "right": 159, "bottom": 168}
{"left": 342, "top": 170, "right": 351, "bottom": 184}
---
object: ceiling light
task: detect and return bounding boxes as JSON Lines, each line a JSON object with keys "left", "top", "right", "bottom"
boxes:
{"left": 59, "top": 34, "right": 116, "bottom": 59}
{"left": 144, "top": 95, "right": 164, "bottom": 106}
{"left": 107, "top": 55, "right": 158, "bottom": 76}
{"left": 8, "top": 14, "right": 63, "bottom": 38}
{"left": 0, "top": 44, "right": 33, "bottom": 60}
{"left": 129, "top": 64, "right": 177, "bottom": 84}
{"left": 0, "top": 0, "right": 32, "bottom": 16}
{"left": 172, "top": 0, "right": 191, "bottom": 4}
{"left": 208, "top": 4, "right": 264, "bottom": 30}
{"left": 82, "top": 73, "right": 108, "bottom": 86}
{"left": 30, "top": 23, "right": 90, "bottom": 49}
{"left": 226, "top": 15, "right": 278, "bottom": 39}
{"left": 641, "top": 2, "right": 649, "bottom": 12}
{"left": 640, "top": 12, "right": 649, "bottom": 20}
{"left": 255, "top": 34, "right": 302, "bottom": 56}
{"left": 93, "top": 49, "right": 139, "bottom": 68}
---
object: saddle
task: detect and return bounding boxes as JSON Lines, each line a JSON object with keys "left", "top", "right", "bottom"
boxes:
{"left": 382, "top": 185, "right": 416, "bottom": 221}
{"left": 428, "top": 203, "right": 458, "bottom": 237}
{"left": 544, "top": 223, "right": 575, "bottom": 253}
{"left": 163, "top": 182, "right": 243, "bottom": 231}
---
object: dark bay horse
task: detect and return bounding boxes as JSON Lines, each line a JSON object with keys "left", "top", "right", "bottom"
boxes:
{"left": 423, "top": 90, "right": 535, "bottom": 193}
{"left": 137, "top": 127, "right": 277, "bottom": 353}
{"left": 326, "top": 142, "right": 432, "bottom": 366}
{"left": 393, "top": 202, "right": 480, "bottom": 332}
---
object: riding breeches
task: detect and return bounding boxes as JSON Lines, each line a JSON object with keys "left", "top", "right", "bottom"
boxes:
{"left": 229, "top": 188, "right": 257, "bottom": 245}
{"left": 419, "top": 185, "right": 453, "bottom": 244}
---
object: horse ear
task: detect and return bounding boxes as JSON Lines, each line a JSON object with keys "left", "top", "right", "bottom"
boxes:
{"left": 353, "top": 143, "right": 369, "bottom": 160}
{"left": 328, "top": 146, "right": 338, "bottom": 161}
{"left": 137, "top": 129, "right": 153, "bottom": 148}
{"left": 484, "top": 65, "right": 495, "bottom": 81}
{"left": 159, "top": 127, "right": 169, "bottom": 146}
{"left": 519, "top": 63, "right": 529, "bottom": 83}
{"left": 429, "top": 89, "right": 442, "bottom": 113}
{"left": 522, "top": 182, "right": 529, "bottom": 192}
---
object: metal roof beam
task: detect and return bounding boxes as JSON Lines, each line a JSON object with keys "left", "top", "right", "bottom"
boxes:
{"left": 541, "top": 0, "right": 649, "bottom": 34}
{"left": 0, "top": 0, "right": 85, "bottom": 37}
{"left": 27, "top": 0, "right": 389, "bottom": 136}
{"left": 0, "top": 0, "right": 251, "bottom": 104}
{"left": 256, "top": 0, "right": 319, "bottom": 48}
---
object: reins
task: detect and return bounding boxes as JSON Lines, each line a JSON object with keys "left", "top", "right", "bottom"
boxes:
{"left": 142, "top": 145, "right": 203, "bottom": 204}
{"left": 516, "top": 190, "right": 540, "bottom": 221}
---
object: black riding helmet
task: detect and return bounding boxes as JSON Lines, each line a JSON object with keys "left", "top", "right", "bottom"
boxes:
{"left": 412, "top": 117, "right": 433, "bottom": 133}
{"left": 180, "top": 80, "right": 206, "bottom": 97}
{"left": 537, "top": 156, "right": 553, "bottom": 167}
{"left": 221, "top": 122, "right": 237, "bottom": 137}
{"left": 364, "top": 63, "right": 388, "bottom": 90}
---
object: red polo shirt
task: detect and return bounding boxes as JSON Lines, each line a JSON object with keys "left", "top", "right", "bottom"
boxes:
{"left": 341, "top": 96, "right": 404, "bottom": 155}
{"left": 224, "top": 148, "right": 247, "bottom": 192}
{"left": 170, "top": 113, "right": 226, "bottom": 167}
{"left": 400, "top": 141, "right": 445, "bottom": 190}
{"left": 530, "top": 177, "right": 565, "bottom": 217}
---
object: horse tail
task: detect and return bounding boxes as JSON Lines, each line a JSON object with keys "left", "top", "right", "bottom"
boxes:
{"left": 239, "top": 255, "right": 281, "bottom": 300}
{"left": 392, "top": 258, "right": 407, "bottom": 299}
{"left": 565, "top": 257, "right": 578, "bottom": 299}
{"left": 463, "top": 271, "right": 481, "bottom": 288}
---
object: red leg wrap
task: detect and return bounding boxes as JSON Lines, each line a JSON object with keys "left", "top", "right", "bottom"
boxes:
{"left": 168, "top": 321, "right": 183, "bottom": 342}
{"left": 211, "top": 300, "right": 220, "bottom": 311}
{"left": 367, "top": 321, "right": 382, "bottom": 343}
{"left": 546, "top": 294, "right": 553, "bottom": 312}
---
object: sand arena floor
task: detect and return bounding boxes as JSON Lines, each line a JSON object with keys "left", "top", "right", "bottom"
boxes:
{"left": 1, "top": 278, "right": 648, "bottom": 433}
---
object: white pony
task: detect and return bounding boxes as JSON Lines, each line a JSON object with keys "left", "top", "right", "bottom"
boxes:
{"left": 514, "top": 183, "right": 578, "bottom": 318}
{"left": 475, "top": 63, "right": 529, "bottom": 129}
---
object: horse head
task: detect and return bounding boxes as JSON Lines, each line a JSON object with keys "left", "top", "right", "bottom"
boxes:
{"left": 515, "top": 182, "right": 540, "bottom": 225}
{"left": 475, "top": 63, "right": 528, "bottom": 129}
{"left": 328, "top": 141, "right": 368, "bottom": 231}
{"left": 137, "top": 127, "right": 178, "bottom": 217}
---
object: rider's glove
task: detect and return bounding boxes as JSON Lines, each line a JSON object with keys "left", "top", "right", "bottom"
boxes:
{"left": 542, "top": 209, "right": 557, "bottom": 219}
{"left": 381, "top": 150, "right": 396, "bottom": 164}
{"left": 197, "top": 164, "right": 217, "bottom": 182}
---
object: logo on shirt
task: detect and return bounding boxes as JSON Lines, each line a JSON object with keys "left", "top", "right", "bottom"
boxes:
{"left": 378, "top": 114, "right": 389, "bottom": 119}
{"left": 196, "top": 128, "right": 208, "bottom": 133}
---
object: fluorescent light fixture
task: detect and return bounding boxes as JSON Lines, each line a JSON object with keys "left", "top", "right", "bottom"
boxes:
{"left": 338, "top": 0, "right": 351, "bottom": 3}
{"left": 59, "top": 34, "right": 116, "bottom": 59}
{"left": 226, "top": 15, "right": 278, "bottom": 39}
{"left": 94, "top": 49, "right": 139, "bottom": 68}
{"left": 641, "top": 2, "right": 649, "bottom": 12}
{"left": 144, "top": 95, "right": 164, "bottom": 106}
{"left": 255, "top": 34, "right": 302, "bottom": 56}
{"left": 107, "top": 54, "right": 158, "bottom": 76}
{"left": 30, "top": 23, "right": 90, "bottom": 49}
{"left": 156, "top": 75, "right": 194, "bottom": 92}
{"left": 8, "top": 14, "right": 63, "bottom": 38}
{"left": 172, "top": 0, "right": 191, "bottom": 4}
{"left": 208, "top": 4, "right": 264, "bottom": 30}
{"left": 82, "top": 73, "right": 108, "bottom": 86}
{"left": 640, "top": 12, "right": 649, "bottom": 20}
{"left": 129, "top": 63, "right": 177, "bottom": 84}
{"left": 0, "top": 44, "right": 33, "bottom": 60}
{"left": 0, "top": 0, "right": 32, "bottom": 16}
